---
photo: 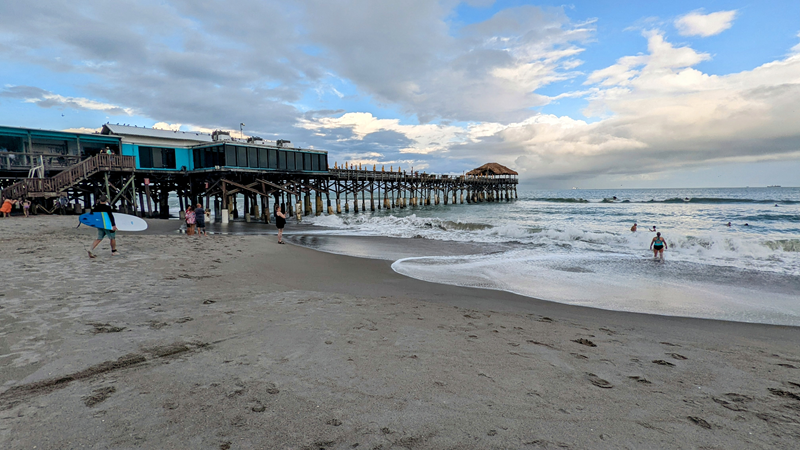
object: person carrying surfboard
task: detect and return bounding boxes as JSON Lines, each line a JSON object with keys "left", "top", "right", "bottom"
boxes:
{"left": 88, "top": 195, "right": 118, "bottom": 258}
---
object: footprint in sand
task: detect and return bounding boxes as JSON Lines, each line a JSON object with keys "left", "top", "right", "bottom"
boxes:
{"left": 768, "top": 388, "right": 800, "bottom": 401}
{"left": 572, "top": 338, "right": 597, "bottom": 347}
{"left": 83, "top": 386, "right": 116, "bottom": 407}
{"left": 652, "top": 359, "right": 675, "bottom": 367}
{"left": 585, "top": 373, "right": 613, "bottom": 388}
{"left": 667, "top": 353, "right": 688, "bottom": 360}
{"left": 712, "top": 393, "right": 752, "bottom": 411}
{"left": 687, "top": 416, "right": 712, "bottom": 429}
{"left": 628, "top": 376, "right": 652, "bottom": 384}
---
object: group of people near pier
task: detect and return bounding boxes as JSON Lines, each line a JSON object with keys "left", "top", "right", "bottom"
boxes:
{"left": 183, "top": 204, "right": 208, "bottom": 236}
{"left": 1, "top": 198, "right": 31, "bottom": 218}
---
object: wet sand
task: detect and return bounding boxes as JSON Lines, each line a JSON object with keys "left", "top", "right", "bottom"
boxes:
{"left": 1, "top": 216, "right": 799, "bottom": 449}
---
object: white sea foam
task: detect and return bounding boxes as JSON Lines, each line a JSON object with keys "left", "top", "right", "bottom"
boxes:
{"left": 391, "top": 251, "right": 800, "bottom": 326}
{"left": 306, "top": 211, "right": 799, "bottom": 276}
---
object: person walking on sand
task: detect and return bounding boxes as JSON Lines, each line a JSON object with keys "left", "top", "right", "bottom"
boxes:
{"left": 650, "top": 232, "right": 667, "bottom": 261}
{"left": 1, "top": 198, "right": 17, "bottom": 217}
{"left": 195, "top": 203, "right": 206, "bottom": 236}
{"left": 88, "top": 195, "right": 118, "bottom": 258}
{"left": 22, "top": 199, "right": 31, "bottom": 217}
{"left": 275, "top": 205, "right": 286, "bottom": 244}
{"left": 185, "top": 206, "right": 196, "bottom": 235}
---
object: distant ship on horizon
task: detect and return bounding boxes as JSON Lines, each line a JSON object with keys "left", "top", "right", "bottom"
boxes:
{"left": 767, "top": 185, "right": 781, "bottom": 188}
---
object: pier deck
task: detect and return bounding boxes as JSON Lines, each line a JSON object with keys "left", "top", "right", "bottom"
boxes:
{"left": 2, "top": 157, "right": 517, "bottom": 218}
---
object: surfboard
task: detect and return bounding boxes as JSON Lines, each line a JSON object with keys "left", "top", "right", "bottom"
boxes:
{"left": 79, "top": 212, "right": 148, "bottom": 231}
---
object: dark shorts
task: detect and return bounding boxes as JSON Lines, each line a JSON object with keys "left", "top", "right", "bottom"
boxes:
{"left": 196, "top": 221, "right": 205, "bottom": 229}
{"left": 654, "top": 245, "right": 664, "bottom": 250}
{"left": 97, "top": 228, "right": 116, "bottom": 240}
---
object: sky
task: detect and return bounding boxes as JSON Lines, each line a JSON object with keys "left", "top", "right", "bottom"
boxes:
{"left": 0, "top": 0, "right": 798, "bottom": 188}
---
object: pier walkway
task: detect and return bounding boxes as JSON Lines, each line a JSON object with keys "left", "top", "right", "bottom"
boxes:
{"left": 2, "top": 155, "right": 517, "bottom": 219}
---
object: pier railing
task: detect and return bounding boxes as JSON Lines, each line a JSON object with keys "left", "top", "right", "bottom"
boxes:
{"left": 0, "top": 151, "right": 83, "bottom": 172}
{"left": 1, "top": 154, "right": 135, "bottom": 200}
{"left": 327, "top": 168, "right": 518, "bottom": 184}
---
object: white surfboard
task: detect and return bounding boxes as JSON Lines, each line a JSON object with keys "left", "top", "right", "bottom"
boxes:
{"left": 80, "top": 212, "right": 148, "bottom": 231}
{"left": 114, "top": 213, "right": 148, "bottom": 231}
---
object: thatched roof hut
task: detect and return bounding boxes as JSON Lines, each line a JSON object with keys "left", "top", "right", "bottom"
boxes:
{"left": 466, "top": 162, "right": 518, "bottom": 177}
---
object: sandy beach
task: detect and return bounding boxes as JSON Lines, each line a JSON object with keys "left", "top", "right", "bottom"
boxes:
{"left": 1, "top": 216, "right": 799, "bottom": 449}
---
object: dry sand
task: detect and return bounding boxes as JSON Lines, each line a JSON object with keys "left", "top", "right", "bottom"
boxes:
{"left": 1, "top": 215, "right": 799, "bottom": 449}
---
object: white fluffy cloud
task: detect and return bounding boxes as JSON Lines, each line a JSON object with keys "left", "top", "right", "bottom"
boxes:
{"left": 458, "top": 31, "right": 800, "bottom": 183}
{"left": 298, "top": 112, "right": 466, "bottom": 155}
{"left": 675, "top": 10, "right": 737, "bottom": 37}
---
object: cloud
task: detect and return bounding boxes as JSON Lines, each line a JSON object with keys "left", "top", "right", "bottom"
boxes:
{"left": 675, "top": 10, "right": 737, "bottom": 37}
{"left": 298, "top": 112, "right": 466, "bottom": 155}
{"left": 457, "top": 32, "right": 800, "bottom": 184}
{"left": 0, "top": 1, "right": 591, "bottom": 141}
{"left": 302, "top": 2, "right": 593, "bottom": 123}
{"left": 1, "top": 2, "right": 797, "bottom": 186}
{"left": 0, "top": 85, "right": 134, "bottom": 115}
{"left": 62, "top": 127, "right": 102, "bottom": 134}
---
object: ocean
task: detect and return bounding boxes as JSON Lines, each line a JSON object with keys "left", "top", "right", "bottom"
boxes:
{"left": 290, "top": 187, "right": 800, "bottom": 326}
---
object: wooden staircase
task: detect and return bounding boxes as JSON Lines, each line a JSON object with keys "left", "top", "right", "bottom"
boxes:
{"left": 1, "top": 154, "right": 135, "bottom": 200}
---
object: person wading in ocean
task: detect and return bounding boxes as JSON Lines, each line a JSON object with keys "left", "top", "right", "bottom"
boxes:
{"left": 650, "top": 232, "right": 667, "bottom": 261}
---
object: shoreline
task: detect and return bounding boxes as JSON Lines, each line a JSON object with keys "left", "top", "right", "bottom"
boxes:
{"left": 1, "top": 216, "right": 799, "bottom": 448}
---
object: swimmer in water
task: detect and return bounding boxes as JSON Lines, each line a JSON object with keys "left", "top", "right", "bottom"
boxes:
{"left": 650, "top": 232, "right": 667, "bottom": 261}
{"left": 630, "top": 223, "right": 638, "bottom": 232}
{"left": 726, "top": 222, "right": 731, "bottom": 227}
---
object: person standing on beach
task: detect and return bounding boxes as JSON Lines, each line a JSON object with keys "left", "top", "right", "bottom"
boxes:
{"left": 22, "top": 199, "right": 31, "bottom": 217}
{"left": 1, "top": 199, "right": 17, "bottom": 217}
{"left": 88, "top": 195, "right": 118, "bottom": 258}
{"left": 275, "top": 205, "right": 286, "bottom": 244}
{"left": 650, "top": 232, "right": 667, "bottom": 261}
{"left": 195, "top": 203, "right": 206, "bottom": 236}
{"left": 185, "top": 206, "right": 196, "bottom": 235}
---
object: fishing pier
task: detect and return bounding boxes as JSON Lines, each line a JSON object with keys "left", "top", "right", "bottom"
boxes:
{"left": 0, "top": 124, "right": 518, "bottom": 221}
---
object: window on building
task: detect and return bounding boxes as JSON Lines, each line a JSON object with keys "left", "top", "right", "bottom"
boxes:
{"left": 0, "top": 135, "right": 24, "bottom": 153}
{"left": 278, "top": 151, "right": 287, "bottom": 170}
{"left": 162, "top": 148, "right": 176, "bottom": 168}
{"left": 286, "top": 152, "right": 295, "bottom": 171}
{"left": 268, "top": 149, "right": 277, "bottom": 168}
{"left": 248, "top": 147, "right": 258, "bottom": 168}
{"left": 193, "top": 149, "right": 202, "bottom": 169}
{"left": 212, "top": 148, "right": 223, "bottom": 167}
{"left": 139, "top": 147, "right": 153, "bottom": 168}
{"left": 236, "top": 146, "right": 247, "bottom": 167}
{"left": 304, "top": 153, "right": 312, "bottom": 171}
{"left": 137, "top": 146, "right": 177, "bottom": 169}
{"left": 225, "top": 146, "right": 237, "bottom": 166}
{"left": 319, "top": 154, "right": 328, "bottom": 171}
{"left": 258, "top": 149, "right": 268, "bottom": 168}
{"left": 311, "top": 154, "right": 320, "bottom": 171}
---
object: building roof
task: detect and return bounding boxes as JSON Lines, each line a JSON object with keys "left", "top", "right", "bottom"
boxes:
{"left": 466, "top": 162, "right": 518, "bottom": 176}
{"left": 101, "top": 124, "right": 213, "bottom": 143}
{"left": 0, "top": 125, "right": 120, "bottom": 142}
